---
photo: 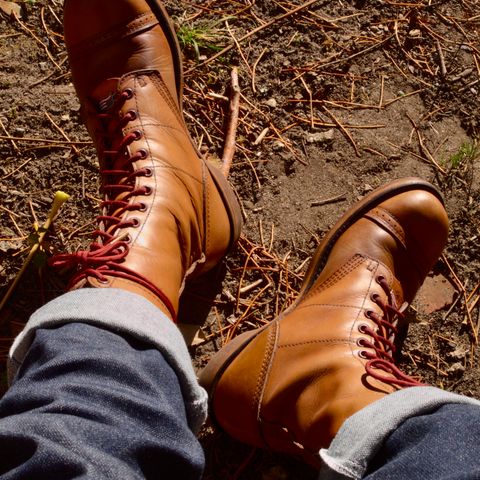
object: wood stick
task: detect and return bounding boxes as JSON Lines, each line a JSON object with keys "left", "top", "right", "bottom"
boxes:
{"left": 222, "top": 68, "right": 241, "bottom": 177}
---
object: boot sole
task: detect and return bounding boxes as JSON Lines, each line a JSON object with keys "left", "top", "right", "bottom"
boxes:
{"left": 199, "top": 177, "right": 444, "bottom": 401}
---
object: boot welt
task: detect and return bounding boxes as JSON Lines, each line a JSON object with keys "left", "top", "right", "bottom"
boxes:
{"left": 199, "top": 177, "right": 444, "bottom": 405}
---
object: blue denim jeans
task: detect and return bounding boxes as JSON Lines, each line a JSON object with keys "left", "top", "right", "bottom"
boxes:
{"left": 1, "top": 322, "right": 204, "bottom": 479}
{"left": 3, "top": 289, "right": 480, "bottom": 479}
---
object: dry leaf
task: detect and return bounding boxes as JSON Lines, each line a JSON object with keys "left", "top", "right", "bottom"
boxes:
{"left": 0, "top": 0, "right": 21, "bottom": 18}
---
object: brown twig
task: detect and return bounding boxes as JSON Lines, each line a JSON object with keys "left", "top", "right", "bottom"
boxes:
{"left": 442, "top": 254, "right": 478, "bottom": 345}
{"left": 2, "top": 158, "right": 32, "bottom": 180}
{"left": 251, "top": 47, "right": 267, "bottom": 93}
{"left": 222, "top": 68, "right": 241, "bottom": 177}
{"left": 14, "top": 14, "right": 60, "bottom": 70}
{"left": 406, "top": 114, "right": 447, "bottom": 175}
{"left": 435, "top": 39, "right": 447, "bottom": 77}
{"left": 0, "top": 135, "right": 91, "bottom": 146}
{"left": 311, "top": 193, "right": 346, "bottom": 207}
{"left": 0, "top": 118, "right": 19, "bottom": 152}
{"left": 45, "top": 112, "right": 80, "bottom": 155}
{"left": 300, "top": 76, "right": 314, "bottom": 129}
{"left": 322, "top": 106, "right": 361, "bottom": 157}
{"left": 225, "top": 21, "right": 252, "bottom": 76}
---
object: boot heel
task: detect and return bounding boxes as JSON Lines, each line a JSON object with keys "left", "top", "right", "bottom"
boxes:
{"left": 205, "top": 162, "right": 243, "bottom": 252}
{"left": 199, "top": 327, "right": 265, "bottom": 394}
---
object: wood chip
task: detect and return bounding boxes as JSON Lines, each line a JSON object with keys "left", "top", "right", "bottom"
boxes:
{"left": 0, "top": 0, "right": 21, "bottom": 18}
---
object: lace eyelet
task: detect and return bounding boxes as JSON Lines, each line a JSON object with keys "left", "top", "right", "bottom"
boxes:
{"left": 144, "top": 186, "right": 153, "bottom": 196}
{"left": 370, "top": 293, "right": 380, "bottom": 302}
{"left": 97, "top": 277, "right": 109, "bottom": 285}
{"left": 138, "top": 202, "right": 147, "bottom": 212}
{"left": 133, "top": 130, "right": 143, "bottom": 140}
{"left": 364, "top": 310, "right": 374, "bottom": 319}
{"left": 357, "top": 338, "right": 370, "bottom": 348}
{"left": 144, "top": 167, "right": 153, "bottom": 177}
{"left": 358, "top": 350, "right": 368, "bottom": 359}
{"left": 358, "top": 323, "right": 369, "bottom": 334}
{"left": 357, "top": 338, "right": 368, "bottom": 348}
{"left": 138, "top": 149, "right": 148, "bottom": 159}
{"left": 125, "top": 234, "right": 132, "bottom": 244}
{"left": 131, "top": 218, "right": 140, "bottom": 228}
{"left": 128, "top": 110, "right": 138, "bottom": 121}
{"left": 123, "top": 88, "right": 134, "bottom": 99}
{"left": 376, "top": 275, "right": 385, "bottom": 284}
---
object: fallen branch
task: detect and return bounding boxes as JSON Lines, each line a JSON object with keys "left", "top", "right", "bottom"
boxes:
{"left": 222, "top": 68, "right": 241, "bottom": 177}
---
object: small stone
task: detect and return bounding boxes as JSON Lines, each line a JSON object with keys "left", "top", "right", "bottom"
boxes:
{"left": 447, "top": 362, "right": 465, "bottom": 377}
{"left": 14, "top": 127, "right": 25, "bottom": 137}
{"left": 0, "top": 227, "right": 23, "bottom": 253}
{"left": 265, "top": 98, "right": 278, "bottom": 108}
{"left": 306, "top": 129, "right": 335, "bottom": 144}
{"left": 409, "top": 29, "right": 422, "bottom": 38}
{"left": 414, "top": 274, "right": 456, "bottom": 315}
{"left": 448, "top": 347, "right": 468, "bottom": 361}
{"left": 363, "top": 184, "right": 374, "bottom": 193}
{"left": 61, "top": 114, "right": 70, "bottom": 122}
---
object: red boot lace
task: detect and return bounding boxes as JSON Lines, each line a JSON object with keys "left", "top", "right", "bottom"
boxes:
{"left": 358, "top": 275, "right": 423, "bottom": 388}
{"left": 50, "top": 88, "right": 175, "bottom": 318}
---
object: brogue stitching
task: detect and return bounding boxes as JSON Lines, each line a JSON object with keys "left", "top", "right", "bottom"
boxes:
{"left": 365, "top": 207, "right": 407, "bottom": 249}
{"left": 292, "top": 302, "right": 362, "bottom": 311}
{"left": 279, "top": 338, "right": 355, "bottom": 348}
{"left": 303, "top": 254, "right": 365, "bottom": 300}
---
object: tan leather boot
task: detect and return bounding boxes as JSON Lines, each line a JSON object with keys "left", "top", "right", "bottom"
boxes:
{"left": 53, "top": 0, "right": 242, "bottom": 320}
{"left": 200, "top": 178, "right": 449, "bottom": 466}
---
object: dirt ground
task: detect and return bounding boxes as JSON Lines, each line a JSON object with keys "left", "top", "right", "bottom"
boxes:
{"left": 0, "top": 0, "right": 479, "bottom": 478}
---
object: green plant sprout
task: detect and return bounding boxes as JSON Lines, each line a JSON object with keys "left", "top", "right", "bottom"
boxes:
{"left": 174, "top": 15, "right": 234, "bottom": 60}
{"left": 446, "top": 141, "right": 479, "bottom": 170}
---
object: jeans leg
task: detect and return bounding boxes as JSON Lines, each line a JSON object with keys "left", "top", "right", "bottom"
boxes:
{"left": 364, "top": 403, "right": 480, "bottom": 479}
{"left": 0, "top": 322, "right": 204, "bottom": 480}
{"left": 9, "top": 289, "right": 208, "bottom": 432}
{"left": 319, "top": 387, "right": 480, "bottom": 480}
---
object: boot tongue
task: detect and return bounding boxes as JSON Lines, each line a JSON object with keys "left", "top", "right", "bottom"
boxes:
{"left": 91, "top": 78, "right": 121, "bottom": 111}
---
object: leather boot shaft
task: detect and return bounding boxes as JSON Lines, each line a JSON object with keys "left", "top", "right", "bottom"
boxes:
{"left": 64, "top": 0, "right": 181, "bottom": 108}
{"left": 54, "top": 1, "right": 242, "bottom": 319}
{"left": 201, "top": 179, "right": 449, "bottom": 466}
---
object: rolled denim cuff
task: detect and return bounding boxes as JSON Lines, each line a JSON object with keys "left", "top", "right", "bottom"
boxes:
{"left": 319, "top": 386, "right": 480, "bottom": 479}
{"left": 8, "top": 288, "right": 207, "bottom": 434}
